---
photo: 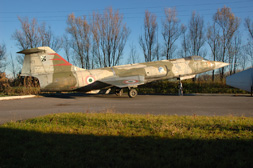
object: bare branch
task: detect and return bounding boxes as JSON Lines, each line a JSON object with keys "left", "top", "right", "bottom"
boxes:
{"left": 188, "top": 11, "right": 205, "bottom": 56}
{"left": 162, "top": 8, "right": 183, "bottom": 59}
{"left": 139, "top": 10, "right": 157, "bottom": 62}
{"left": 213, "top": 6, "right": 240, "bottom": 80}
{"left": 91, "top": 8, "right": 130, "bottom": 67}
{"left": 244, "top": 17, "right": 253, "bottom": 40}
{"left": 67, "top": 13, "right": 91, "bottom": 69}
{"left": 0, "top": 44, "right": 6, "bottom": 72}
{"left": 13, "top": 17, "right": 62, "bottom": 52}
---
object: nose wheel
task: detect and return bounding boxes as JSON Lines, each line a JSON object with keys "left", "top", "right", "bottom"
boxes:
{"left": 128, "top": 88, "right": 138, "bottom": 98}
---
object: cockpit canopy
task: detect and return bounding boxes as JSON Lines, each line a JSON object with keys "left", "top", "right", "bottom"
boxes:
{"left": 185, "top": 56, "right": 204, "bottom": 61}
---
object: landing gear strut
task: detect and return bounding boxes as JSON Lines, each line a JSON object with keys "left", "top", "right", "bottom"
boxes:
{"left": 115, "top": 88, "right": 123, "bottom": 96}
{"left": 178, "top": 77, "right": 183, "bottom": 96}
{"left": 128, "top": 88, "right": 138, "bottom": 98}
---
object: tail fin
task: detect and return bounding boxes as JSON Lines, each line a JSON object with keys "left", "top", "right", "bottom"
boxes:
{"left": 18, "top": 46, "right": 72, "bottom": 76}
{"left": 18, "top": 46, "right": 78, "bottom": 91}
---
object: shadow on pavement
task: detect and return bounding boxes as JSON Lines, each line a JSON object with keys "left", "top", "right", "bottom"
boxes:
{"left": 39, "top": 92, "right": 188, "bottom": 99}
{"left": 39, "top": 92, "right": 251, "bottom": 100}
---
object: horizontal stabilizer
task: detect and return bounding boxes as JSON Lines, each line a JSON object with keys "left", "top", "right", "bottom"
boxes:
{"left": 17, "top": 48, "right": 46, "bottom": 54}
{"left": 226, "top": 68, "right": 253, "bottom": 92}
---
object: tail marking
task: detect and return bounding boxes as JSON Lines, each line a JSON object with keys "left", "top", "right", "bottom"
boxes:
{"left": 48, "top": 53, "right": 72, "bottom": 66}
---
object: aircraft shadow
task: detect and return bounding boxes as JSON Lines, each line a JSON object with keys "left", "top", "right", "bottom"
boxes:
{"left": 39, "top": 92, "right": 191, "bottom": 99}
{"left": 0, "top": 127, "right": 252, "bottom": 168}
{"left": 39, "top": 92, "right": 251, "bottom": 99}
{"left": 40, "top": 92, "right": 136, "bottom": 99}
{"left": 40, "top": 92, "right": 98, "bottom": 99}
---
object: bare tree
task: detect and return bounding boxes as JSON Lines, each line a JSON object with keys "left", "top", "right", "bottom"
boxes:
{"left": 127, "top": 43, "right": 139, "bottom": 64}
{"left": 154, "top": 42, "right": 161, "bottom": 61}
{"left": 240, "top": 45, "right": 249, "bottom": 70}
{"left": 0, "top": 44, "right": 6, "bottom": 72}
{"left": 67, "top": 13, "right": 91, "bottom": 69}
{"left": 228, "top": 31, "right": 242, "bottom": 74}
{"left": 244, "top": 17, "right": 253, "bottom": 68}
{"left": 13, "top": 17, "right": 62, "bottom": 66}
{"left": 188, "top": 11, "right": 205, "bottom": 56}
{"left": 139, "top": 10, "right": 157, "bottom": 62}
{"left": 245, "top": 17, "right": 253, "bottom": 40}
{"left": 214, "top": 6, "right": 240, "bottom": 80}
{"left": 13, "top": 17, "right": 62, "bottom": 51}
{"left": 10, "top": 53, "right": 17, "bottom": 78}
{"left": 39, "top": 23, "right": 62, "bottom": 52}
{"left": 13, "top": 17, "right": 40, "bottom": 49}
{"left": 62, "top": 34, "right": 71, "bottom": 63}
{"left": 243, "top": 41, "right": 253, "bottom": 68}
{"left": 162, "top": 8, "right": 184, "bottom": 59}
{"left": 91, "top": 13, "right": 103, "bottom": 67}
{"left": 240, "top": 55, "right": 248, "bottom": 70}
{"left": 178, "top": 25, "right": 189, "bottom": 58}
{"left": 207, "top": 22, "right": 221, "bottom": 81}
{"left": 92, "top": 8, "right": 130, "bottom": 67}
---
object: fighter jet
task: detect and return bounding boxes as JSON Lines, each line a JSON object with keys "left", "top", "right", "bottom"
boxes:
{"left": 19, "top": 46, "right": 229, "bottom": 98}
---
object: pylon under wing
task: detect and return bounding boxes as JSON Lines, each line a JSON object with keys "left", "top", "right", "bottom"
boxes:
{"left": 226, "top": 68, "right": 253, "bottom": 92}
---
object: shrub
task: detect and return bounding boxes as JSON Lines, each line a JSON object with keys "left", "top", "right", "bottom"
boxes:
{"left": 137, "top": 80, "right": 247, "bottom": 94}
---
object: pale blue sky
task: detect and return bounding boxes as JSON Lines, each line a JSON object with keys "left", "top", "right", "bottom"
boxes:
{"left": 1, "top": 0, "right": 253, "bottom": 74}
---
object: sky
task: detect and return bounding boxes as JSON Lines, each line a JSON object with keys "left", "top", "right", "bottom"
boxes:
{"left": 1, "top": 0, "right": 253, "bottom": 74}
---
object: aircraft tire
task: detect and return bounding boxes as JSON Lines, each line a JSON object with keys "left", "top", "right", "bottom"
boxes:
{"left": 128, "top": 88, "right": 137, "bottom": 98}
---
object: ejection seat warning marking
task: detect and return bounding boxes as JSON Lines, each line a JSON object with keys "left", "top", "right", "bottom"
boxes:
{"left": 123, "top": 80, "right": 139, "bottom": 84}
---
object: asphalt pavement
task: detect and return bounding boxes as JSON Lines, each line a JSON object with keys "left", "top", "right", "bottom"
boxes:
{"left": 0, "top": 93, "right": 252, "bottom": 124}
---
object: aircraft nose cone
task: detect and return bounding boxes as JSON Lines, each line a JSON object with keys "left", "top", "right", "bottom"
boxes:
{"left": 214, "top": 62, "right": 229, "bottom": 69}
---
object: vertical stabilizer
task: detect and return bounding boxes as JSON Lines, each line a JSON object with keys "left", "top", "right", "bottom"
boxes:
{"left": 18, "top": 46, "right": 78, "bottom": 91}
{"left": 18, "top": 46, "right": 73, "bottom": 76}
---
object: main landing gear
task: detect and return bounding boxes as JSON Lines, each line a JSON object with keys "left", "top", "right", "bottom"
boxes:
{"left": 115, "top": 88, "right": 123, "bottom": 97}
{"left": 128, "top": 88, "right": 138, "bottom": 98}
{"left": 115, "top": 87, "right": 138, "bottom": 98}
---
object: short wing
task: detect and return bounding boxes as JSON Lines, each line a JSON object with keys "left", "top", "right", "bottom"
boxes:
{"left": 180, "top": 75, "right": 196, "bottom": 80}
{"left": 99, "top": 75, "right": 145, "bottom": 88}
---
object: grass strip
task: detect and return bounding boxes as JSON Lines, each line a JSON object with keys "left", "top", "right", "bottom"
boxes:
{"left": 0, "top": 113, "right": 252, "bottom": 167}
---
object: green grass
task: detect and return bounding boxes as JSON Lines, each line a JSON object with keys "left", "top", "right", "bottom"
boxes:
{"left": 1, "top": 113, "right": 252, "bottom": 167}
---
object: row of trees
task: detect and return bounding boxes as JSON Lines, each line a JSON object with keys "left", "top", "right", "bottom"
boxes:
{"left": 1, "top": 6, "right": 253, "bottom": 81}
{"left": 139, "top": 7, "right": 252, "bottom": 81}
{"left": 10, "top": 8, "right": 130, "bottom": 69}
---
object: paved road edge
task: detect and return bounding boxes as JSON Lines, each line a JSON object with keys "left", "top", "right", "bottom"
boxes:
{"left": 0, "top": 95, "right": 36, "bottom": 101}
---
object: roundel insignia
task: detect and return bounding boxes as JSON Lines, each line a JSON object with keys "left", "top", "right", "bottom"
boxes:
{"left": 123, "top": 80, "right": 139, "bottom": 84}
{"left": 86, "top": 75, "right": 96, "bottom": 84}
{"left": 158, "top": 67, "right": 165, "bottom": 73}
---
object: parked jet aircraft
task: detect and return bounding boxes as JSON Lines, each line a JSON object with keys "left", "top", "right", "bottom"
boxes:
{"left": 19, "top": 46, "right": 229, "bottom": 98}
